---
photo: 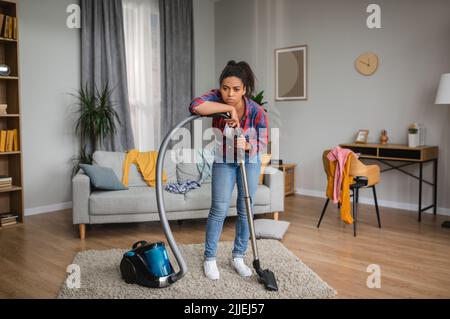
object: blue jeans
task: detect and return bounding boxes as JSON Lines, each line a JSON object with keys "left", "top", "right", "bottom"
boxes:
{"left": 204, "top": 161, "right": 262, "bottom": 261}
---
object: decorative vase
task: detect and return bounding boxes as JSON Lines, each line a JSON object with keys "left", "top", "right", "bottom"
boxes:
{"left": 380, "top": 130, "right": 389, "bottom": 145}
{"left": 408, "top": 134, "right": 418, "bottom": 148}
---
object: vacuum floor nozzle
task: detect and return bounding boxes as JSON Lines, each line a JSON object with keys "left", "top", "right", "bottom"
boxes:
{"left": 254, "top": 260, "right": 279, "bottom": 292}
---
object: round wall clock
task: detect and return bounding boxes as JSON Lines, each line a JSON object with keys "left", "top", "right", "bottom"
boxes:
{"left": 355, "top": 52, "right": 379, "bottom": 76}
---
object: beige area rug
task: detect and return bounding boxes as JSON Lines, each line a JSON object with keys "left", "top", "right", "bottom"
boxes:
{"left": 57, "top": 240, "right": 337, "bottom": 299}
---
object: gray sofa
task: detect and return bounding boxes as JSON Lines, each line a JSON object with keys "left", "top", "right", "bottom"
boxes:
{"left": 72, "top": 150, "right": 285, "bottom": 239}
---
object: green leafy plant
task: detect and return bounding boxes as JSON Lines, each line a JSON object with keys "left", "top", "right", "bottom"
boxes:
{"left": 70, "top": 83, "right": 121, "bottom": 177}
{"left": 70, "top": 146, "right": 93, "bottom": 178}
{"left": 251, "top": 90, "right": 268, "bottom": 111}
{"left": 408, "top": 123, "right": 419, "bottom": 135}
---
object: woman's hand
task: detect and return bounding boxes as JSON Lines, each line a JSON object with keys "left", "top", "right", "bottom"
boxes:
{"left": 236, "top": 136, "right": 250, "bottom": 151}
{"left": 224, "top": 108, "right": 240, "bottom": 128}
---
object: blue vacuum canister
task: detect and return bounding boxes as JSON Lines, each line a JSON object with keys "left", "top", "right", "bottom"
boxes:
{"left": 120, "top": 241, "right": 175, "bottom": 288}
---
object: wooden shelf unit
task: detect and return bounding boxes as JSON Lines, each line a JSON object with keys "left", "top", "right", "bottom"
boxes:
{"left": 271, "top": 163, "right": 297, "bottom": 197}
{"left": 0, "top": 0, "right": 23, "bottom": 227}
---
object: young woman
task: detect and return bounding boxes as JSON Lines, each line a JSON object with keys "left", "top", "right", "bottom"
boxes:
{"left": 189, "top": 61, "right": 269, "bottom": 280}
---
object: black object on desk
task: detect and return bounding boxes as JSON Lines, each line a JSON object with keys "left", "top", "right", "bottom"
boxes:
{"left": 340, "top": 143, "right": 439, "bottom": 222}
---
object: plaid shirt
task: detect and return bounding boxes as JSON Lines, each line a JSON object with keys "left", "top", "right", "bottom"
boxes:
{"left": 190, "top": 89, "right": 269, "bottom": 162}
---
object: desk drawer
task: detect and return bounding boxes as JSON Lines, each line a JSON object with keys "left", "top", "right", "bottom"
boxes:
{"left": 379, "top": 148, "right": 421, "bottom": 160}
{"left": 344, "top": 146, "right": 377, "bottom": 156}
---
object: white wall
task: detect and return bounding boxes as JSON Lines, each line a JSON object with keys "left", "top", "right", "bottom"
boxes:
{"left": 215, "top": 0, "right": 450, "bottom": 213}
{"left": 19, "top": 0, "right": 80, "bottom": 215}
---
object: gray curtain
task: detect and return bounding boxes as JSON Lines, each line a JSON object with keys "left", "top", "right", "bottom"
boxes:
{"left": 81, "top": 0, "right": 135, "bottom": 153}
{"left": 160, "top": 0, "right": 194, "bottom": 138}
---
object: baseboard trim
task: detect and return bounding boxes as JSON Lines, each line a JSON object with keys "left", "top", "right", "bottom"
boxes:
{"left": 296, "top": 188, "right": 450, "bottom": 217}
{"left": 25, "top": 202, "right": 73, "bottom": 216}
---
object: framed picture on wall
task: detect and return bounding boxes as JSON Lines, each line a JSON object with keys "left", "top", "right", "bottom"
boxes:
{"left": 275, "top": 45, "right": 308, "bottom": 101}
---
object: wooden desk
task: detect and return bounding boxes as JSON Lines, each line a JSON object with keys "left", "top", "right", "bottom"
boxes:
{"left": 271, "top": 164, "right": 297, "bottom": 196}
{"left": 340, "top": 143, "right": 439, "bottom": 222}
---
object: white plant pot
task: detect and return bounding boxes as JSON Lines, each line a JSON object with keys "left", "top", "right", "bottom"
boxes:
{"left": 408, "top": 134, "right": 419, "bottom": 148}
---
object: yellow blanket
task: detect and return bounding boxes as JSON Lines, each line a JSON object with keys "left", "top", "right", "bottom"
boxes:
{"left": 122, "top": 150, "right": 167, "bottom": 188}
{"left": 326, "top": 153, "right": 354, "bottom": 224}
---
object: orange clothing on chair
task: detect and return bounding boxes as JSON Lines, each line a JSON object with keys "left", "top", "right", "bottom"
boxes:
{"left": 122, "top": 150, "right": 167, "bottom": 188}
{"left": 326, "top": 153, "right": 354, "bottom": 224}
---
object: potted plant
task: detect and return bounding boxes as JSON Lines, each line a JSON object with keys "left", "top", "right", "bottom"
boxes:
{"left": 251, "top": 90, "right": 268, "bottom": 111}
{"left": 251, "top": 90, "right": 278, "bottom": 155}
{"left": 71, "top": 83, "right": 121, "bottom": 177}
{"left": 408, "top": 124, "right": 419, "bottom": 148}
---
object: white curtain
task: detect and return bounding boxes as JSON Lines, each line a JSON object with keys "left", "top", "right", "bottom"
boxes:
{"left": 123, "top": 0, "right": 161, "bottom": 151}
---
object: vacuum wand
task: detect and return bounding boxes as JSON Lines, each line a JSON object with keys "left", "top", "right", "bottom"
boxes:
{"left": 154, "top": 112, "right": 242, "bottom": 285}
{"left": 237, "top": 129, "right": 278, "bottom": 292}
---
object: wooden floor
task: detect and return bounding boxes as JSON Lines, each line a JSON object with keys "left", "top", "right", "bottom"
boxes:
{"left": 0, "top": 194, "right": 449, "bottom": 299}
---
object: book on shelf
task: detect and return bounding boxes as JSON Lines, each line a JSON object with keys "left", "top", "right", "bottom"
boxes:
{"left": 1, "top": 215, "right": 17, "bottom": 222}
{"left": 3, "top": 16, "right": 9, "bottom": 38}
{"left": 6, "top": 130, "right": 13, "bottom": 152}
{"left": 1, "top": 217, "right": 17, "bottom": 224}
{"left": 12, "top": 17, "right": 17, "bottom": 40}
{"left": 1, "top": 220, "right": 17, "bottom": 227}
{"left": 0, "top": 213, "right": 18, "bottom": 227}
{"left": 13, "top": 129, "right": 18, "bottom": 151}
{"left": 0, "top": 180, "right": 13, "bottom": 189}
{"left": 0, "top": 130, "right": 6, "bottom": 151}
{"left": 1, "top": 222, "right": 17, "bottom": 228}
{"left": 0, "top": 14, "right": 4, "bottom": 37}
{"left": 0, "top": 213, "right": 17, "bottom": 219}
{"left": 8, "top": 16, "right": 13, "bottom": 39}
{"left": 0, "top": 130, "right": 19, "bottom": 152}
{"left": 0, "top": 15, "right": 16, "bottom": 39}
{"left": 0, "top": 176, "right": 12, "bottom": 184}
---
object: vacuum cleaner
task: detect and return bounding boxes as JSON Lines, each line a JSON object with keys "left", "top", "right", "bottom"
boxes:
{"left": 120, "top": 112, "right": 278, "bottom": 291}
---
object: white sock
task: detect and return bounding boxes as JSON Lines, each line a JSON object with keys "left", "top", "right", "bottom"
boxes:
{"left": 231, "top": 258, "right": 252, "bottom": 277}
{"left": 204, "top": 260, "right": 220, "bottom": 280}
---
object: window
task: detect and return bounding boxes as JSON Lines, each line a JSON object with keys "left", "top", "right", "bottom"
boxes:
{"left": 123, "top": 0, "right": 161, "bottom": 151}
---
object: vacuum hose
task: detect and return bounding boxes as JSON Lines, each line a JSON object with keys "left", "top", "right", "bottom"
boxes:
{"left": 155, "top": 113, "right": 231, "bottom": 284}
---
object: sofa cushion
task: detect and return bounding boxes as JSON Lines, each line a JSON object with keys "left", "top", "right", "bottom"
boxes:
{"left": 89, "top": 186, "right": 186, "bottom": 215}
{"left": 183, "top": 183, "right": 271, "bottom": 211}
{"left": 174, "top": 149, "right": 201, "bottom": 183}
{"left": 196, "top": 148, "right": 215, "bottom": 184}
{"left": 93, "top": 151, "right": 177, "bottom": 187}
{"left": 79, "top": 164, "right": 128, "bottom": 191}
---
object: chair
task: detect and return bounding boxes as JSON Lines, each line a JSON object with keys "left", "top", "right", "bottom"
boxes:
{"left": 317, "top": 150, "right": 381, "bottom": 236}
